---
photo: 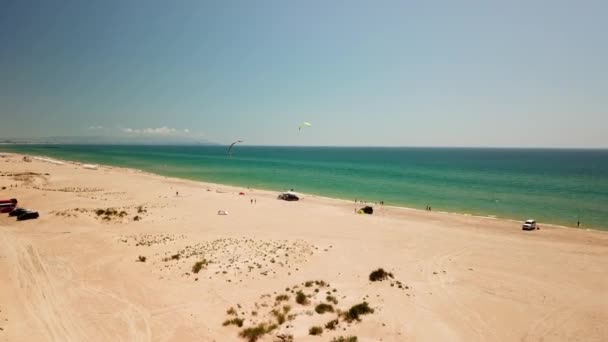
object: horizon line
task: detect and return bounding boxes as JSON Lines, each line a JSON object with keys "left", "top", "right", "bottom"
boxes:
{"left": 1, "top": 142, "right": 607, "bottom": 150}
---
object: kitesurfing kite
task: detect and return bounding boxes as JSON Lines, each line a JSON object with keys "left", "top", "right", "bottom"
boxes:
{"left": 298, "top": 122, "right": 312, "bottom": 131}
{"left": 227, "top": 140, "right": 243, "bottom": 156}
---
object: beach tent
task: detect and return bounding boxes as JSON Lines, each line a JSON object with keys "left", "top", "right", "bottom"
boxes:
{"left": 358, "top": 206, "right": 374, "bottom": 214}
{"left": 217, "top": 210, "right": 229, "bottom": 215}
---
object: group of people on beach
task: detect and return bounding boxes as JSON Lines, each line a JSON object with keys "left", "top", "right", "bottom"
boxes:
{"left": 354, "top": 199, "right": 385, "bottom": 206}
{"left": 250, "top": 198, "right": 257, "bottom": 204}
{"left": 425, "top": 205, "right": 432, "bottom": 211}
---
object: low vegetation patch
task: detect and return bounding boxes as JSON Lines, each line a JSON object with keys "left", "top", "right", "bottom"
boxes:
{"left": 369, "top": 268, "right": 393, "bottom": 282}
{"left": 226, "top": 307, "right": 237, "bottom": 315}
{"left": 223, "top": 318, "right": 244, "bottom": 327}
{"left": 331, "top": 336, "right": 358, "bottom": 342}
{"left": 295, "top": 290, "right": 309, "bottom": 305}
{"left": 275, "top": 334, "right": 293, "bottom": 342}
{"left": 325, "top": 318, "right": 339, "bottom": 330}
{"left": 192, "top": 259, "right": 209, "bottom": 274}
{"left": 271, "top": 309, "right": 286, "bottom": 325}
{"left": 326, "top": 295, "right": 338, "bottom": 305}
{"left": 137, "top": 255, "right": 146, "bottom": 262}
{"left": 275, "top": 294, "right": 290, "bottom": 302}
{"left": 309, "top": 326, "right": 323, "bottom": 336}
{"left": 342, "top": 302, "right": 374, "bottom": 322}
{"left": 315, "top": 303, "right": 334, "bottom": 314}
{"left": 239, "top": 323, "right": 278, "bottom": 342}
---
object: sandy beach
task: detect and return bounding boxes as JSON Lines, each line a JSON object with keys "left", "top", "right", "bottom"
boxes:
{"left": 0, "top": 152, "right": 607, "bottom": 342}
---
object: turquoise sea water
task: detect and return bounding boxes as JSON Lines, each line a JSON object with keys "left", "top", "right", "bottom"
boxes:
{"left": 2, "top": 145, "right": 608, "bottom": 230}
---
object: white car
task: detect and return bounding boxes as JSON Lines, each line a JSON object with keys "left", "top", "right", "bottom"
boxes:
{"left": 522, "top": 219, "right": 538, "bottom": 230}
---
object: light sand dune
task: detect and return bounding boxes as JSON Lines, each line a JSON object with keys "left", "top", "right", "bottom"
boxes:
{"left": 0, "top": 153, "right": 607, "bottom": 341}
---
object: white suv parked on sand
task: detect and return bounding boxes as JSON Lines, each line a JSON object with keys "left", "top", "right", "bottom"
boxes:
{"left": 522, "top": 219, "right": 538, "bottom": 230}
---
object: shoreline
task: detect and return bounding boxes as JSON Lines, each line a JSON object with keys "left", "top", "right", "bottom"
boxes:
{"left": 2, "top": 151, "right": 604, "bottom": 234}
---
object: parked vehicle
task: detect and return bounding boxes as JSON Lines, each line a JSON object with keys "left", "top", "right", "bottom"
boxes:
{"left": 522, "top": 219, "right": 538, "bottom": 230}
{"left": 0, "top": 198, "right": 18, "bottom": 205}
{"left": 0, "top": 206, "right": 15, "bottom": 214}
{"left": 17, "top": 211, "right": 39, "bottom": 221}
{"left": 278, "top": 192, "right": 299, "bottom": 201}
{"left": 9, "top": 208, "right": 30, "bottom": 217}
{"left": 358, "top": 206, "right": 374, "bottom": 214}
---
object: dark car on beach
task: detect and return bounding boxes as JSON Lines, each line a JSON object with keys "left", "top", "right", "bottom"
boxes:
{"left": 17, "top": 211, "right": 39, "bottom": 221}
{"left": 9, "top": 208, "right": 30, "bottom": 217}
{"left": 278, "top": 192, "right": 299, "bottom": 201}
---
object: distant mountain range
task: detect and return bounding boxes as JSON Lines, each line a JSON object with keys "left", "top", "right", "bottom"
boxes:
{"left": 0, "top": 136, "right": 218, "bottom": 145}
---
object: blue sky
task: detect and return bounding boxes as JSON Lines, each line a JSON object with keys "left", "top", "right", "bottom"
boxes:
{"left": 1, "top": 0, "right": 606, "bottom": 147}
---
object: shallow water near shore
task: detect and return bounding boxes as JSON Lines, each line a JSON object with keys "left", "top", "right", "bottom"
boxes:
{"left": 2, "top": 144, "right": 608, "bottom": 230}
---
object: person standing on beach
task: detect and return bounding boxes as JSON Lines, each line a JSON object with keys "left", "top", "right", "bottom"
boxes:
{"left": 577, "top": 219, "right": 580, "bottom": 227}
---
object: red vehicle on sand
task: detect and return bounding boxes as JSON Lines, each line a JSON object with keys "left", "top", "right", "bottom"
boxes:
{"left": 0, "top": 206, "right": 15, "bottom": 213}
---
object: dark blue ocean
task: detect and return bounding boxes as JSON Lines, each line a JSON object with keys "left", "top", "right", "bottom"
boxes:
{"left": 2, "top": 145, "right": 607, "bottom": 230}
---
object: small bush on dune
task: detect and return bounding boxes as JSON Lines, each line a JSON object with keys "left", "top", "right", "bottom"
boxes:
{"left": 325, "top": 318, "right": 339, "bottom": 330}
{"left": 137, "top": 255, "right": 146, "bottom": 262}
{"left": 95, "top": 209, "right": 105, "bottom": 216}
{"left": 226, "top": 307, "right": 237, "bottom": 315}
{"left": 331, "top": 336, "right": 358, "bottom": 342}
{"left": 275, "top": 294, "right": 289, "bottom": 302}
{"left": 192, "top": 260, "right": 208, "bottom": 274}
{"left": 295, "top": 290, "right": 309, "bottom": 305}
{"left": 342, "top": 302, "right": 374, "bottom": 322}
{"left": 369, "top": 268, "right": 393, "bottom": 282}
{"left": 315, "top": 303, "right": 334, "bottom": 314}
{"left": 239, "top": 323, "right": 277, "bottom": 342}
{"left": 222, "top": 317, "right": 244, "bottom": 327}
{"left": 271, "top": 309, "right": 286, "bottom": 325}
{"left": 276, "top": 334, "right": 294, "bottom": 342}
{"left": 309, "top": 326, "right": 323, "bottom": 335}
{"left": 326, "top": 295, "right": 338, "bottom": 305}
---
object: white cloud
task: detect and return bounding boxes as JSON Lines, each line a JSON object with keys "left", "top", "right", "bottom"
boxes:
{"left": 88, "top": 125, "right": 103, "bottom": 130}
{"left": 121, "top": 126, "right": 189, "bottom": 136}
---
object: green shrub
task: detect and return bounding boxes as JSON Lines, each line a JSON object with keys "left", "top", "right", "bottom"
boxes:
{"left": 342, "top": 302, "right": 374, "bottom": 322}
{"left": 239, "top": 323, "right": 278, "bottom": 342}
{"left": 309, "top": 326, "right": 323, "bottom": 335}
{"left": 222, "top": 317, "right": 244, "bottom": 327}
{"left": 369, "top": 268, "right": 393, "bottom": 282}
{"left": 275, "top": 294, "right": 290, "bottom": 302}
{"left": 315, "top": 303, "right": 334, "bottom": 314}
{"left": 295, "top": 290, "right": 309, "bottom": 305}
{"left": 192, "top": 260, "right": 208, "bottom": 274}
{"left": 325, "top": 319, "right": 339, "bottom": 330}
{"left": 331, "top": 336, "right": 358, "bottom": 342}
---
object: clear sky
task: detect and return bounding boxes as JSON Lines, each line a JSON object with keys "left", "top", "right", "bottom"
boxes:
{"left": 1, "top": 0, "right": 606, "bottom": 147}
